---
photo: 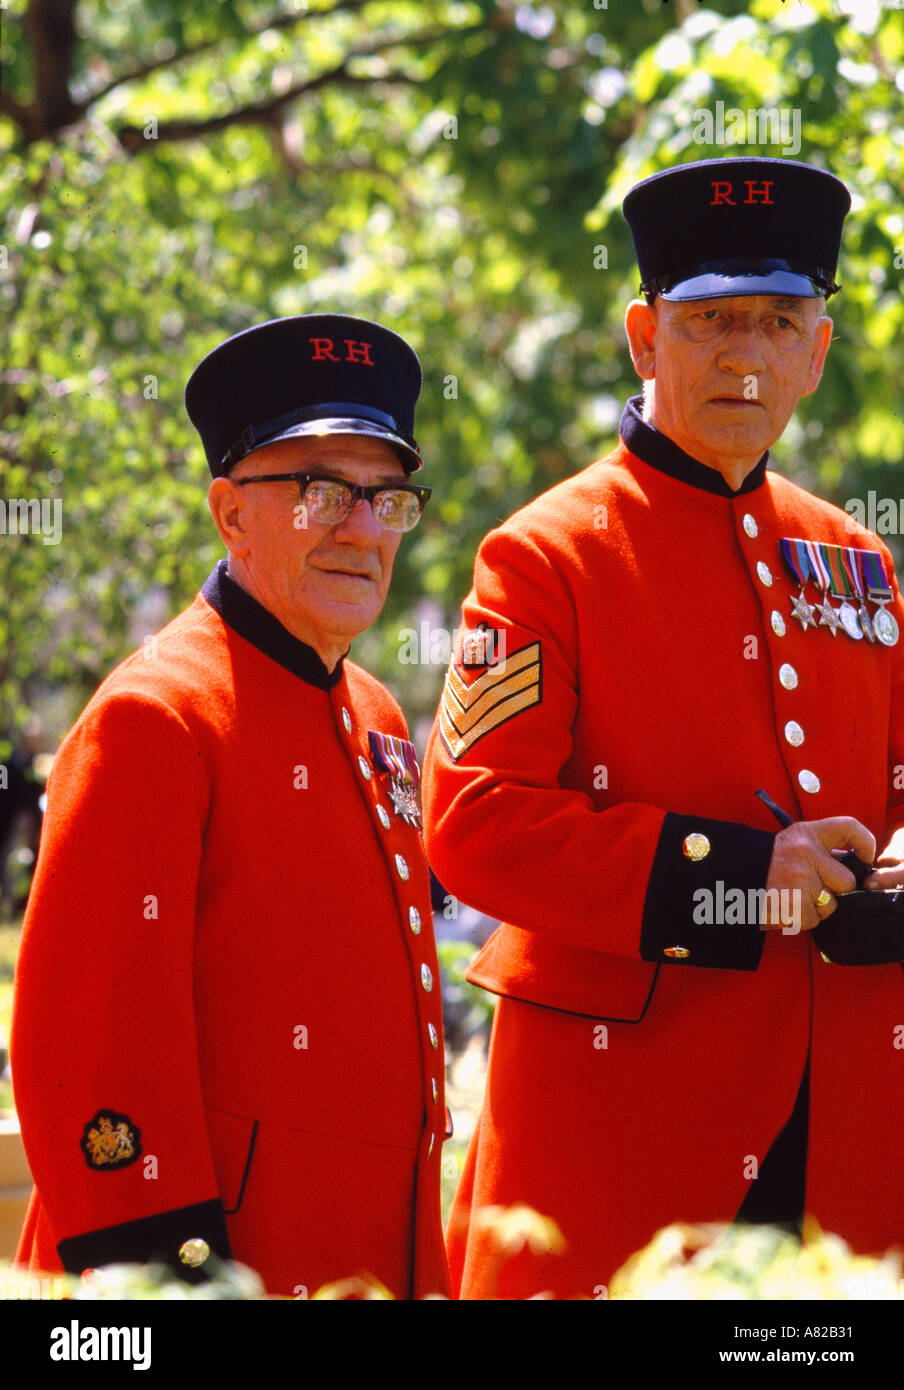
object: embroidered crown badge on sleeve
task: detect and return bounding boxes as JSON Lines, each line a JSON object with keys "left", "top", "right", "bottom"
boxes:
{"left": 80, "top": 1110, "right": 142, "bottom": 1171}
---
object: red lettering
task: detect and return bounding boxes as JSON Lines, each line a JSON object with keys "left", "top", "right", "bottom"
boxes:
{"left": 743, "top": 180, "right": 774, "bottom": 204}
{"left": 343, "top": 339, "right": 374, "bottom": 366}
{"left": 710, "top": 181, "right": 736, "bottom": 206}
{"left": 310, "top": 338, "right": 340, "bottom": 362}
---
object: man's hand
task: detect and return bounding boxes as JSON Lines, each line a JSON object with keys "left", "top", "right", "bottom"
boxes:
{"left": 763, "top": 817, "right": 876, "bottom": 932}
{"left": 863, "top": 827, "right": 904, "bottom": 891}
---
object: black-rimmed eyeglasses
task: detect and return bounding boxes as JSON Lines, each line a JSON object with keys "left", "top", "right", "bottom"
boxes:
{"left": 235, "top": 471, "right": 432, "bottom": 533}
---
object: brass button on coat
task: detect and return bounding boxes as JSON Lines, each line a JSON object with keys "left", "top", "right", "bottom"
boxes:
{"left": 179, "top": 1238, "right": 210, "bottom": 1267}
{"left": 799, "top": 769, "right": 821, "bottom": 794}
{"left": 341, "top": 707, "right": 352, "bottom": 734}
{"left": 409, "top": 905, "right": 421, "bottom": 934}
{"left": 376, "top": 805, "right": 391, "bottom": 829}
{"left": 779, "top": 663, "right": 798, "bottom": 690}
{"left": 682, "top": 833, "right": 711, "bottom": 861}
{"left": 420, "top": 963, "right": 433, "bottom": 992}
{"left": 743, "top": 514, "right": 758, "bottom": 538}
{"left": 428, "top": 1022, "right": 439, "bottom": 1050}
{"left": 784, "top": 720, "right": 805, "bottom": 747}
{"left": 771, "top": 610, "right": 786, "bottom": 637}
{"left": 756, "top": 561, "right": 773, "bottom": 587}
{"left": 664, "top": 945, "right": 691, "bottom": 960}
{"left": 395, "top": 854, "right": 409, "bottom": 881}
{"left": 357, "top": 755, "right": 372, "bottom": 780}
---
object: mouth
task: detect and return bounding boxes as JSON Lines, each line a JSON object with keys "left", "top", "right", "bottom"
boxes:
{"left": 316, "top": 566, "right": 376, "bottom": 583}
{"left": 708, "top": 396, "right": 763, "bottom": 407}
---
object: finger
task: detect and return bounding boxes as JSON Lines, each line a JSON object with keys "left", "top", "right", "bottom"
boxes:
{"left": 813, "top": 818, "right": 877, "bottom": 864}
{"left": 863, "top": 864, "right": 904, "bottom": 890}
{"left": 814, "top": 854, "right": 858, "bottom": 897}
{"left": 777, "top": 884, "right": 822, "bottom": 933}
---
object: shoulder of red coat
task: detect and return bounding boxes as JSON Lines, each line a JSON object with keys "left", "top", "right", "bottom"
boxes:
{"left": 764, "top": 470, "right": 895, "bottom": 559}
{"left": 342, "top": 660, "right": 408, "bottom": 736}
{"left": 477, "top": 443, "right": 633, "bottom": 571}
{"left": 62, "top": 595, "right": 232, "bottom": 744}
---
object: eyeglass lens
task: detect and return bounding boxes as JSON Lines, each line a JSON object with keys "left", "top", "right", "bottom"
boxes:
{"left": 303, "top": 479, "right": 422, "bottom": 532}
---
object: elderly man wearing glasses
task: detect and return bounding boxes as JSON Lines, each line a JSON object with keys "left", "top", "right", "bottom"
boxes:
{"left": 12, "top": 315, "right": 450, "bottom": 1300}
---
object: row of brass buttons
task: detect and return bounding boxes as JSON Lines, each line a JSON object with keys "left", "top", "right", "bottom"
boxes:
{"left": 340, "top": 703, "right": 442, "bottom": 1144}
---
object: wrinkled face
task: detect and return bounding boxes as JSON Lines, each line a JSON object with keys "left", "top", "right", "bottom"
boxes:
{"left": 630, "top": 294, "right": 832, "bottom": 468}
{"left": 222, "top": 433, "right": 408, "bottom": 652}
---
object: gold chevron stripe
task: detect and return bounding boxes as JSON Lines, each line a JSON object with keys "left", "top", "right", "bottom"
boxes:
{"left": 439, "top": 642, "right": 542, "bottom": 761}
{"left": 439, "top": 682, "right": 541, "bottom": 761}
{"left": 442, "top": 660, "right": 540, "bottom": 734}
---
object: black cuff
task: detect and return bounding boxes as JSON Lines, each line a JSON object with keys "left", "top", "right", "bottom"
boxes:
{"left": 57, "top": 1199, "right": 231, "bottom": 1283}
{"left": 640, "top": 813, "right": 776, "bottom": 971}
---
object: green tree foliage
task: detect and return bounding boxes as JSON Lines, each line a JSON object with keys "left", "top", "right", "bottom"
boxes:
{"left": 1, "top": 0, "right": 902, "bottom": 749}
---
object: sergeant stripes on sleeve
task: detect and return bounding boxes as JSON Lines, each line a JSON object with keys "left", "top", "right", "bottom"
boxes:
{"left": 439, "top": 641, "right": 542, "bottom": 762}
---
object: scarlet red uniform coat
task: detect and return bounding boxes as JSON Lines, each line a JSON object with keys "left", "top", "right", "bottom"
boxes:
{"left": 13, "top": 562, "right": 450, "bottom": 1299}
{"left": 422, "top": 399, "right": 904, "bottom": 1299}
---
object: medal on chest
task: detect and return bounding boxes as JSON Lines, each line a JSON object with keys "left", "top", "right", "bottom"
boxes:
{"left": 779, "top": 538, "right": 898, "bottom": 646}
{"left": 368, "top": 730, "right": 423, "bottom": 829}
{"left": 859, "top": 548, "right": 900, "bottom": 647}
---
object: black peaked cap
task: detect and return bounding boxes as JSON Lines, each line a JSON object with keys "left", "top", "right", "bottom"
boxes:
{"left": 622, "top": 158, "right": 851, "bottom": 301}
{"left": 184, "top": 313, "right": 423, "bottom": 476}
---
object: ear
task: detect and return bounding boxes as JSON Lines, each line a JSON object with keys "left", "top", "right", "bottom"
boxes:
{"left": 625, "top": 298, "right": 658, "bottom": 381}
{"left": 802, "top": 315, "right": 833, "bottom": 398}
{"left": 207, "top": 476, "right": 252, "bottom": 558}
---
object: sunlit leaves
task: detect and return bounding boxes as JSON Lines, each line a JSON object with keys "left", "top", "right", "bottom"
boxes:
{"left": 1, "top": 0, "right": 901, "bottom": 748}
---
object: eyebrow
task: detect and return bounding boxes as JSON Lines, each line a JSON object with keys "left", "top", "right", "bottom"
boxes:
{"left": 673, "top": 296, "right": 810, "bottom": 319}
{"left": 306, "top": 468, "right": 409, "bottom": 486}
{"left": 261, "top": 466, "right": 409, "bottom": 488}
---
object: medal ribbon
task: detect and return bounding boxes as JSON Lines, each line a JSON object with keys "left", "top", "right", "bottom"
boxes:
{"left": 803, "top": 539, "right": 831, "bottom": 592}
{"left": 860, "top": 549, "right": 892, "bottom": 600}
{"left": 368, "top": 731, "right": 421, "bottom": 788}
{"left": 820, "top": 543, "right": 854, "bottom": 599}
{"left": 779, "top": 538, "right": 814, "bottom": 588}
{"left": 841, "top": 547, "right": 868, "bottom": 602}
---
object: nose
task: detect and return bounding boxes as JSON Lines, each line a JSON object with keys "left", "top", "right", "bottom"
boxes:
{"left": 717, "top": 322, "right": 768, "bottom": 376}
{"left": 331, "top": 495, "right": 383, "bottom": 545}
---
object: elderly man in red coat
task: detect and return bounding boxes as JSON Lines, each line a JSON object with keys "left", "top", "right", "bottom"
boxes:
{"left": 423, "top": 159, "right": 904, "bottom": 1299}
{"left": 12, "top": 314, "right": 450, "bottom": 1299}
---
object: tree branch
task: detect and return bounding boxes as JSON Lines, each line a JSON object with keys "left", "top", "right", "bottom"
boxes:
{"left": 114, "top": 27, "right": 467, "bottom": 152}
{"left": 118, "top": 69, "right": 417, "bottom": 151}
{"left": 81, "top": 0, "right": 374, "bottom": 109}
{"left": 2, "top": 1, "right": 472, "bottom": 147}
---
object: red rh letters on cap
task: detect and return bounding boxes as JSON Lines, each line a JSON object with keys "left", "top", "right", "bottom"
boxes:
{"left": 709, "top": 181, "right": 774, "bottom": 206}
{"left": 309, "top": 338, "right": 375, "bottom": 366}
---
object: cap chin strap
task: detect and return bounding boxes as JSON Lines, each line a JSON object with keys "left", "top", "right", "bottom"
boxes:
{"left": 221, "top": 401, "right": 419, "bottom": 471}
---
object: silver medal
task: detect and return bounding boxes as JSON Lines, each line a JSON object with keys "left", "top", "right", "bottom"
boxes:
{"left": 816, "top": 597, "right": 841, "bottom": 636}
{"left": 838, "top": 602, "right": 863, "bottom": 641}
{"left": 389, "top": 779, "right": 422, "bottom": 828}
{"left": 873, "top": 606, "right": 900, "bottom": 647}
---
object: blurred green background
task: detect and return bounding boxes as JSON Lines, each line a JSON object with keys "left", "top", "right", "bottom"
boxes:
{"left": 2, "top": 0, "right": 902, "bottom": 758}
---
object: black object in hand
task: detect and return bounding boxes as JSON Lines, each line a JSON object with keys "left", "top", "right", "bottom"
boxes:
{"left": 812, "top": 889, "right": 904, "bottom": 965}
{"left": 754, "top": 789, "right": 901, "bottom": 964}
{"left": 833, "top": 848, "right": 874, "bottom": 887}
{"left": 755, "top": 788, "right": 874, "bottom": 883}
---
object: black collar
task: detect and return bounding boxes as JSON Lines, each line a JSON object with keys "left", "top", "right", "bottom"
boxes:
{"left": 202, "top": 560, "right": 343, "bottom": 691}
{"left": 618, "top": 395, "right": 769, "bottom": 498}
